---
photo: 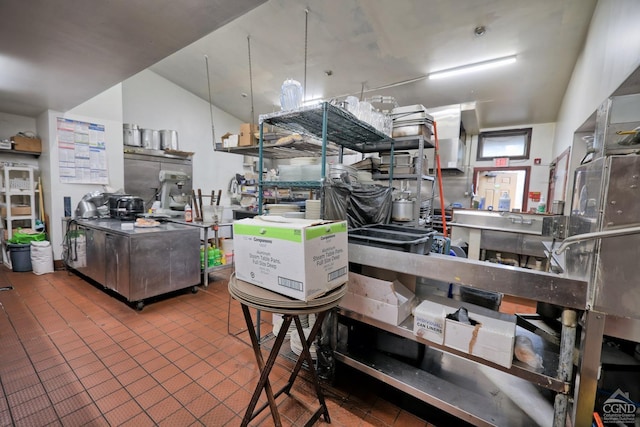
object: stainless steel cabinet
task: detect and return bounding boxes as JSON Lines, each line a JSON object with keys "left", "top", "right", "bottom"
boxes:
{"left": 105, "top": 232, "right": 129, "bottom": 296}
{"left": 82, "top": 227, "right": 106, "bottom": 285}
{"left": 68, "top": 219, "right": 200, "bottom": 309}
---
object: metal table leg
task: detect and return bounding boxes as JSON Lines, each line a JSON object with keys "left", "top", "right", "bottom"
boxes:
{"left": 241, "top": 304, "right": 286, "bottom": 426}
{"left": 288, "top": 311, "right": 331, "bottom": 424}
{"left": 202, "top": 226, "right": 210, "bottom": 288}
{"left": 553, "top": 309, "right": 577, "bottom": 426}
{"left": 240, "top": 306, "right": 332, "bottom": 426}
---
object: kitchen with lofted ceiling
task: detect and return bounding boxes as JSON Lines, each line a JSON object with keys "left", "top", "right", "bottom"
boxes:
{"left": 0, "top": 1, "right": 639, "bottom": 426}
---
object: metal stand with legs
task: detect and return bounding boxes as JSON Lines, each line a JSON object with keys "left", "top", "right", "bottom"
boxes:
{"left": 228, "top": 274, "right": 346, "bottom": 427}
{"left": 240, "top": 306, "right": 331, "bottom": 426}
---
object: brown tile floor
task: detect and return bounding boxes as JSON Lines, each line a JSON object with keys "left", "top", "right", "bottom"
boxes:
{"left": 0, "top": 267, "right": 440, "bottom": 426}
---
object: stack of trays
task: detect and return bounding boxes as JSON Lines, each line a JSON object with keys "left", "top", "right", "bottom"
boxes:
{"left": 391, "top": 104, "right": 434, "bottom": 138}
{"left": 379, "top": 151, "right": 413, "bottom": 175}
{"left": 228, "top": 274, "right": 348, "bottom": 314}
{"left": 266, "top": 204, "right": 300, "bottom": 216}
{"left": 272, "top": 313, "right": 312, "bottom": 337}
{"left": 328, "top": 163, "right": 358, "bottom": 182}
{"left": 305, "top": 199, "right": 322, "bottom": 219}
{"left": 289, "top": 321, "right": 318, "bottom": 359}
{"left": 351, "top": 156, "right": 381, "bottom": 172}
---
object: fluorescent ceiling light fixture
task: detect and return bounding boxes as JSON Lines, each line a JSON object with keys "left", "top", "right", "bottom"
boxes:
{"left": 428, "top": 55, "right": 517, "bottom": 80}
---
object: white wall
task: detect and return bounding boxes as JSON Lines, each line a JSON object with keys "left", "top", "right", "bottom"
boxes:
{"left": 34, "top": 69, "right": 247, "bottom": 260}
{"left": 553, "top": 0, "right": 640, "bottom": 159}
{"left": 122, "top": 70, "right": 245, "bottom": 212}
{"left": 0, "top": 112, "right": 37, "bottom": 142}
{"left": 38, "top": 84, "right": 124, "bottom": 260}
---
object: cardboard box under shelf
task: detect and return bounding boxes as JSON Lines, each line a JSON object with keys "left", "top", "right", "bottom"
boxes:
{"left": 413, "top": 295, "right": 516, "bottom": 368}
{"left": 1, "top": 205, "right": 32, "bottom": 216}
{"left": 340, "top": 272, "right": 415, "bottom": 326}
{"left": 10, "top": 136, "right": 42, "bottom": 153}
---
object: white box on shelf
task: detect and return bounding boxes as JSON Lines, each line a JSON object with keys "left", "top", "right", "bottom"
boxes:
{"left": 233, "top": 217, "right": 348, "bottom": 301}
{"left": 221, "top": 133, "right": 238, "bottom": 148}
{"left": 413, "top": 296, "right": 516, "bottom": 368}
{"left": 413, "top": 299, "right": 447, "bottom": 344}
{"left": 340, "top": 272, "right": 415, "bottom": 326}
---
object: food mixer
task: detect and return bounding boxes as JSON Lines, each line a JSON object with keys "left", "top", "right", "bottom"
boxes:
{"left": 157, "top": 170, "right": 191, "bottom": 216}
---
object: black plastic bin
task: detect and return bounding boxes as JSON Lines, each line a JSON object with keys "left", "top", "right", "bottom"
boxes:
{"left": 348, "top": 224, "right": 435, "bottom": 254}
{"left": 8, "top": 243, "right": 32, "bottom": 272}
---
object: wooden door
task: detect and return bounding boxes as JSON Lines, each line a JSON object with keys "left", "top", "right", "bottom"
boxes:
{"left": 476, "top": 172, "right": 520, "bottom": 211}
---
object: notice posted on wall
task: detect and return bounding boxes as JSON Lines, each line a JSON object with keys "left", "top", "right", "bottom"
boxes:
{"left": 57, "top": 117, "right": 108, "bottom": 184}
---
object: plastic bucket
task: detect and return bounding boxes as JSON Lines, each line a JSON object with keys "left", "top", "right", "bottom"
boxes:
{"left": 8, "top": 243, "right": 32, "bottom": 272}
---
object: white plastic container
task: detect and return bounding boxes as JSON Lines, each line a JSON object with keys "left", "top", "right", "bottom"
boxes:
{"left": 497, "top": 191, "right": 511, "bottom": 211}
{"left": 537, "top": 196, "right": 546, "bottom": 213}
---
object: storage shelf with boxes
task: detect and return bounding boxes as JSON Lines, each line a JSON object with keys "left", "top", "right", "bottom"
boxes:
{"left": 10, "top": 135, "right": 42, "bottom": 154}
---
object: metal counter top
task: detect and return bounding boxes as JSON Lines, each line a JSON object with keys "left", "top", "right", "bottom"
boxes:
{"left": 348, "top": 243, "right": 588, "bottom": 309}
{"left": 74, "top": 218, "right": 196, "bottom": 237}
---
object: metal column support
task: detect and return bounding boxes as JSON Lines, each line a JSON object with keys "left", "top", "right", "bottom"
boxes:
{"left": 258, "top": 122, "right": 264, "bottom": 214}
{"left": 572, "top": 310, "right": 606, "bottom": 427}
{"left": 553, "top": 309, "right": 578, "bottom": 427}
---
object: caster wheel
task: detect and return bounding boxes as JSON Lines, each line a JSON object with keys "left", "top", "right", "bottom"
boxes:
{"left": 191, "top": 286, "right": 198, "bottom": 294}
{"left": 136, "top": 301, "right": 144, "bottom": 311}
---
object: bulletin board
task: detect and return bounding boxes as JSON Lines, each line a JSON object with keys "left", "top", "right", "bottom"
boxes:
{"left": 57, "top": 117, "right": 108, "bottom": 184}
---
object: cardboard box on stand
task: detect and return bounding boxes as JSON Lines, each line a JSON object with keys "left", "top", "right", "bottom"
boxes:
{"left": 233, "top": 217, "right": 348, "bottom": 301}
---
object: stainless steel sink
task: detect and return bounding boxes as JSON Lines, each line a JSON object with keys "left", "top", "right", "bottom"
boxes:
{"left": 450, "top": 210, "right": 544, "bottom": 235}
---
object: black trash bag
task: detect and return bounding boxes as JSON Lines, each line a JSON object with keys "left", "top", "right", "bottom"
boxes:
{"left": 324, "top": 181, "right": 393, "bottom": 228}
{"left": 316, "top": 309, "right": 337, "bottom": 382}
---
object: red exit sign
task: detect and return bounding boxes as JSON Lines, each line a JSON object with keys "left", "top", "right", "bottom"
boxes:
{"left": 494, "top": 157, "right": 509, "bottom": 167}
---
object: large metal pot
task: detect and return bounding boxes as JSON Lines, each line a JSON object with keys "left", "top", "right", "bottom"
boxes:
{"left": 160, "top": 130, "right": 179, "bottom": 150}
{"left": 123, "top": 123, "right": 141, "bottom": 146}
{"left": 392, "top": 199, "right": 414, "bottom": 222}
{"left": 141, "top": 129, "right": 160, "bottom": 150}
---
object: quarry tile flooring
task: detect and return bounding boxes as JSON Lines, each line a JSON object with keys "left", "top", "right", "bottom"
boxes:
{"left": 0, "top": 267, "right": 444, "bottom": 426}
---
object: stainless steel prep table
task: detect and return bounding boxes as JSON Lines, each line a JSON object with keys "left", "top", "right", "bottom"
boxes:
{"left": 67, "top": 218, "right": 200, "bottom": 309}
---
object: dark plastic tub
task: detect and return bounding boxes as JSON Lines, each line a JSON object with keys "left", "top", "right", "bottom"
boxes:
{"left": 348, "top": 224, "right": 435, "bottom": 254}
{"left": 8, "top": 243, "right": 32, "bottom": 272}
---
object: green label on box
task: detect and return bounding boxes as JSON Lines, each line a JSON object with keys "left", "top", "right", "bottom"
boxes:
{"left": 233, "top": 224, "right": 302, "bottom": 242}
{"left": 305, "top": 222, "right": 347, "bottom": 240}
